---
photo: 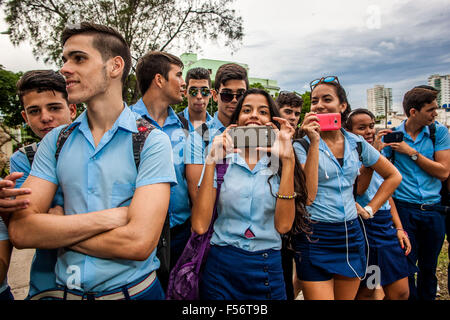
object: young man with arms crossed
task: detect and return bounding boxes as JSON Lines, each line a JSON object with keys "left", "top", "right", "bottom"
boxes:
{"left": 184, "top": 63, "right": 249, "bottom": 206}
{"left": 130, "top": 51, "right": 190, "bottom": 289}
{"left": 8, "top": 22, "right": 176, "bottom": 300}
{"left": 383, "top": 87, "right": 450, "bottom": 300}
{"left": 179, "top": 67, "right": 213, "bottom": 132}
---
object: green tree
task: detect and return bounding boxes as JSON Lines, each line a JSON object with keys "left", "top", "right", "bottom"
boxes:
{"left": 0, "top": 65, "right": 22, "bottom": 127}
{"left": 300, "top": 91, "right": 311, "bottom": 123}
{"left": 1, "top": 0, "right": 244, "bottom": 104}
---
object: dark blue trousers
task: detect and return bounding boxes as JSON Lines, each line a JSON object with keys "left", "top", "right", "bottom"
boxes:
{"left": 394, "top": 199, "right": 446, "bottom": 300}
{"left": 0, "top": 286, "right": 14, "bottom": 301}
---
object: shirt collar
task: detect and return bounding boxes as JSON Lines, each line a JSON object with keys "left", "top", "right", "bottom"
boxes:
{"left": 133, "top": 98, "right": 182, "bottom": 129}
{"left": 71, "top": 102, "right": 137, "bottom": 133}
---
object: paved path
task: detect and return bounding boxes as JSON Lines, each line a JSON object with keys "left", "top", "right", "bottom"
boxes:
{"left": 7, "top": 248, "right": 34, "bottom": 300}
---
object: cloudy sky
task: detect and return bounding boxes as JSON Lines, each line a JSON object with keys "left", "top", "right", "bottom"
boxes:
{"left": 1, "top": 0, "right": 449, "bottom": 112}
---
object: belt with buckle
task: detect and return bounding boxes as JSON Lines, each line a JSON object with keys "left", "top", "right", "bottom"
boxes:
{"left": 394, "top": 198, "right": 449, "bottom": 214}
{"left": 29, "top": 270, "right": 156, "bottom": 300}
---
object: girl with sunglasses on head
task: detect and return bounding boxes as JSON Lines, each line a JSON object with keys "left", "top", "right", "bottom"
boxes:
{"left": 293, "top": 77, "right": 402, "bottom": 300}
{"left": 345, "top": 108, "right": 415, "bottom": 300}
{"left": 191, "top": 88, "right": 310, "bottom": 300}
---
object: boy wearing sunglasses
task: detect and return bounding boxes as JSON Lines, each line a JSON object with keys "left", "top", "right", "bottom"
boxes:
{"left": 184, "top": 63, "right": 248, "bottom": 207}
{"left": 180, "top": 67, "right": 213, "bottom": 131}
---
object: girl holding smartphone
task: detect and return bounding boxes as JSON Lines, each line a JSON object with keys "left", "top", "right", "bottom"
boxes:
{"left": 293, "top": 76, "right": 402, "bottom": 300}
{"left": 191, "top": 88, "right": 310, "bottom": 300}
{"left": 345, "top": 108, "right": 415, "bottom": 300}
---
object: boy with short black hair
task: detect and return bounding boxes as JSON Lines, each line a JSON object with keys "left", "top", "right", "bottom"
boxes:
{"left": 383, "top": 86, "right": 450, "bottom": 300}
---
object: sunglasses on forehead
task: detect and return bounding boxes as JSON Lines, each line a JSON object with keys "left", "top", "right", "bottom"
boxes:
{"left": 278, "top": 90, "right": 303, "bottom": 98}
{"left": 219, "top": 90, "right": 246, "bottom": 103}
{"left": 188, "top": 87, "right": 211, "bottom": 97}
{"left": 309, "top": 76, "right": 340, "bottom": 91}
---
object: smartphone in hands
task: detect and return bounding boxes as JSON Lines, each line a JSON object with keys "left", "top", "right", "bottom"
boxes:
{"left": 229, "top": 125, "right": 276, "bottom": 148}
{"left": 383, "top": 131, "right": 404, "bottom": 143}
{"left": 316, "top": 113, "right": 341, "bottom": 131}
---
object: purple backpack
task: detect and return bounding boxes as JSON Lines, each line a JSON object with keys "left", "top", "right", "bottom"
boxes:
{"left": 166, "top": 163, "right": 228, "bottom": 300}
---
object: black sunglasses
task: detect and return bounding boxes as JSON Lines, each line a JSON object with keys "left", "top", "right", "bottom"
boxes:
{"left": 309, "top": 76, "right": 340, "bottom": 91}
{"left": 219, "top": 90, "right": 245, "bottom": 103}
{"left": 188, "top": 87, "right": 211, "bottom": 97}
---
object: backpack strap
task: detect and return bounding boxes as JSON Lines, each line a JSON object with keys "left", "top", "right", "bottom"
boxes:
{"left": 429, "top": 122, "right": 436, "bottom": 148}
{"left": 356, "top": 141, "right": 363, "bottom": 162}
{"left": 132, "top": 117, "right": 156, "bottom": 170}
{"left": 55, "top": 124, "right": 79, "bottom": 162}
{"left": 19, "top": 142, "right": 38, "bottom": 165}
{"left": 176, "top": 111, "right": 190, "bottom": 137}
{"left": 293, "top": 137, "right": 310, "bottom": 154}
{"left": 194, "top": 122, "right": 211, "bottom": 149}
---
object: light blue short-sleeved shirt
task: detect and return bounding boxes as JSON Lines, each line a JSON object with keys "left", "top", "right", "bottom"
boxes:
{"left": 293, "top": 130, "right": 380, "bottom": 223}
{"left": 131, "top": 99, "right": 191, "bottom": 228}
{"left": 184, "top": 111, "right": 226, "bottom": 165}
{"left": 356, "top": 171, "right": 390, "bottom": 211}
{"left": 30, "top": 106, "right": 177, "bottom": 293}
{"left": 181, "top": 107, "right": 213, "bottom": 133}
{"left": 202, "top": 153, "right": 282, "bottom": 252}
{"left": 382, "top": 121, "right": 450, "bottom": 204}
{"left": 10, "top": 147, "right": 64, "bottom": 298}
{"left": 0, "top": 217, "right": 9, "bottom": 294}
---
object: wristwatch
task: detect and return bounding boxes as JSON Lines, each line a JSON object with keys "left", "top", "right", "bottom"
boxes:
{"left": 410, "top": 152, "right": 419, "bottom": 161}
{"left": 364, "top": 205, "right": 374, "bottom": 219}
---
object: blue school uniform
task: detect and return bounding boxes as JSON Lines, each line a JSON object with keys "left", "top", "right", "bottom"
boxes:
{"left": 292, "top": 130, "right": 380, "bottom": 281}
{"left": 184, "top": 111, "right": 226, "bottom": 165}
{"left": 0, "top": 217, "right": 13, "bottom": 300}
{"left": 356, "top": 172, "right": 417, "bottom": 287}
{"left": 10, "top": 149, "right": 64, "bottom": 299}
{"left": 181, "top": 107, "right": 213, "bottom": 133}
{"left": 30, "top": 106, "right": 176, "bottom": 297}
{"left": 199, "top": 153, "right": 286, "bottom": 300}
{"left": 382, "top": 120, "right": 450, "bottom": 300}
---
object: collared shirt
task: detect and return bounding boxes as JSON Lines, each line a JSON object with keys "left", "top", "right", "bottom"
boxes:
{"left": 181, "top": 107, "right": 213, "bottom": 132}
{"left": 184, "top": 111, "right": 226, "bottom": 165}
{"left": 382, "top": 121, "right": 450, "bottom": 204}
{"left": 10, "top": 146, "right": 64, "bottom": 298}
{"left": 130, "top": 98, "right": 190, "bottom": 227}
{"left": 0, "top": 217, "right": 9, "bottom": 293}
{"left": 294, "top": 130, "right": 380, "bottom": 223}
{"left": 30, "top": 105, "right": 176, "bottom": 293}
{"left": 202, "top": 153, "right": 282, "bottom": 252}
{"left": 356, "top": 171, "right": 390, "bottom": 211}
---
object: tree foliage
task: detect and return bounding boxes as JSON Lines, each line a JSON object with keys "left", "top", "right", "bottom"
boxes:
{"left": 1, "top": 0, "right": 244, "bottom": 103}
{"left": 0, "top": 65, "right": 22, "bottom": 127}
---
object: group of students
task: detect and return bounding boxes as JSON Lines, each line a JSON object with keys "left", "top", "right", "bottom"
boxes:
{"left": 0, "top": 22, "right": 449, "bottom": 301}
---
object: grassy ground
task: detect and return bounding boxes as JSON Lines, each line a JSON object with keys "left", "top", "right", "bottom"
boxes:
{"left": 437, "top": 237, "right": 449, "bottom": 300}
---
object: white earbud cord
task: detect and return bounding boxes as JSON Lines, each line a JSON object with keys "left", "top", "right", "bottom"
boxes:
{"left": 326, "top": 148, "right": 370, "bottom": 280}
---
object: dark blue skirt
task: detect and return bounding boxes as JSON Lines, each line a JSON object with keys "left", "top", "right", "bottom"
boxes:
{"left": 293, "top": 218, "right": 367, "bottom": 280}
{"left": 360, "top": 209, "right": 417, "bottom": 287}
{"left": 200, "top": 245, "right": 286, "bottom": 300}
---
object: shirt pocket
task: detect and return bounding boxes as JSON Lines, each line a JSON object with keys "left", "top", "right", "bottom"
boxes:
{"left": 111, "top": 182, "right": 136, "bottom": 207}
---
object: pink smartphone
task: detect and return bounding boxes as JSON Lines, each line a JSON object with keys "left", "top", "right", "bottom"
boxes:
{"left": 316, "top": 113, "right": 341, "bottom": 131}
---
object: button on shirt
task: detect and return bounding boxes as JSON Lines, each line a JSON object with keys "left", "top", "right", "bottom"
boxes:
{"left": 131, "top": 99, "right": 190, "bottom": 228}
{"left": 10, "top": 148, "right": 63, "bottom": 298}
{"left": 356, "top": 171, "right": 390, "bottom": 211}
{"left": 382, "top": 121, "right": 450, "bottom": 204}
{"left": 203, "top": 153, "right": 282, "bottom": 252}
{"left": 30, "top": 106, "right": 177, "bottom": 293}
{"left": 0, "top": 217, "right": 9, "bottom": 294}
{"left": 184, "top": 111, "right": 226, "bottom": 165}
{"left": 181, "top": 107, "right": 213, "bottom": 133}
{"left": 293, "top": 131, "right": 380, "bottom": 223}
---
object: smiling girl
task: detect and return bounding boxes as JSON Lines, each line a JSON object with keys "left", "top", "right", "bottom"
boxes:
{"left": 191, "top": 88, "right": 309, "bottom": 300}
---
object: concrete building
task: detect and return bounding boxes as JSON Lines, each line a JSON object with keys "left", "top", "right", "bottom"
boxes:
{"left": 428, "top": 74, "right": 450, "bottom": 108}
{"left": 367, "top": 85, "right": 393, "bottom": 117}
{"left": 180, "top": 53, "right": 280, "bottom": 96}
